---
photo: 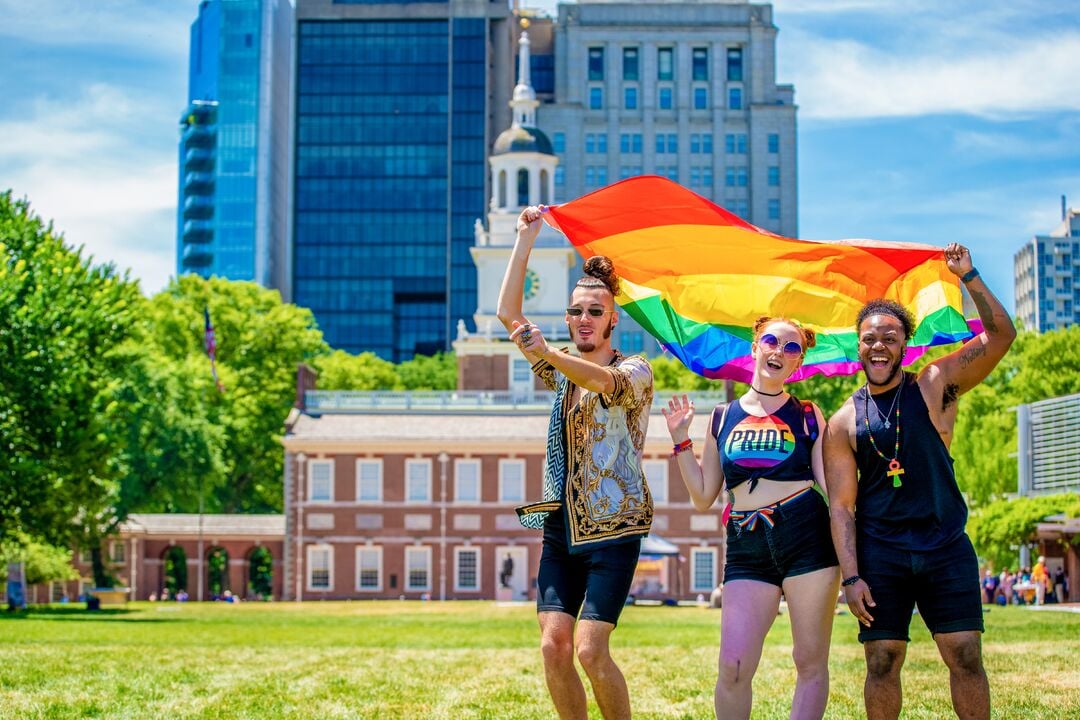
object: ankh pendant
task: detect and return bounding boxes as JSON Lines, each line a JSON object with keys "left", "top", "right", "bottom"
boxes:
{"left": 888, "top": 459, "right": 905, "bottom": 488}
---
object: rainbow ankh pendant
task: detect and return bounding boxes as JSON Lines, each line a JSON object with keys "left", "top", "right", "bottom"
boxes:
{"left": 888, "top": 459, "right": 905, "bottom": 488}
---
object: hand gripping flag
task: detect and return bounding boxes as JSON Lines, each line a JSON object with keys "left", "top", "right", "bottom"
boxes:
{"left": 542, "top": 176, "right": 975, "bottom": 382}
{"left": 204, "top": 307, "right": 225, "bottom": 392}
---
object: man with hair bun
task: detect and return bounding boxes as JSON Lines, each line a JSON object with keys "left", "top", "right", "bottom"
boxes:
{"left": 498, "top": 204, "right": 654, "bottom": 720}
{"left": 824, "top": 243, "right": 1015, "bottom": 720}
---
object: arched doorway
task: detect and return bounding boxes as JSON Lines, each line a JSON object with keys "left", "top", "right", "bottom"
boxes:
{"left": 162, "top": 545, "right": 188, "bottom": 598}
{"left": 248, "top": 546, "right": 273, "bottom": 600}
{"left": 207, "top": 546, "right": 230, "bottom": 599}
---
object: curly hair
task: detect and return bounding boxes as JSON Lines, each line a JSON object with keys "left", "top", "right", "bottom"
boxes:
{"left": 752, "top": 315, "right": 817, "bottom": 351}
{"left": 856, "top": 299, "right": 914, "bottom": 341}
{"left": 575, "top": 255, "right": 620, "bottom": 296}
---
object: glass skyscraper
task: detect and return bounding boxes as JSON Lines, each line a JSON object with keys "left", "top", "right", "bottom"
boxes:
{"left": 293, "top": 0, "right": 511, "bottom": 360}
{"left": 177, "top": 0, "right": 293, "bottom": 291}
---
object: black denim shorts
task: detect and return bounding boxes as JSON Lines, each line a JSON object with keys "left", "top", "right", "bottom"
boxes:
{"left": 723, "top": 487, "right": 838, "bottom": 587}
{"left": 856, "top": 532, "right": 984, "bottom": 643}
{"left": 537, "top": 510, "right": 641, "bottom": 626}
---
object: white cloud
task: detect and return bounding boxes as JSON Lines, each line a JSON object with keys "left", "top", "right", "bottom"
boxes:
{"left": 0, "top": 0, "right": 193, "bottom": 60}
{"left": 787, "top": 33, "right": 1080, "bottom": 119}
{"left": 0, "top": 84, "right": 179, "bottom": 294}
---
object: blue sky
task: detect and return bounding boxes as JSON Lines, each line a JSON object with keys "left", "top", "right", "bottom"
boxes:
{"left": 1, "top": 0, "right": 1078, "bottom": 311}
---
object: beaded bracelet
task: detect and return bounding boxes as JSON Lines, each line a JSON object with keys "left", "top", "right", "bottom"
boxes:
{"left": 841, "top": 574, "right": 861, "bottom": 587}
{"left": 671, "top": 439, "right": 693, "bottom": 457}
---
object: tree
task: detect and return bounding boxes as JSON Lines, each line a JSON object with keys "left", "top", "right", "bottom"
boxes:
{"left": 967, "top": 493, "right": 1080, "bottom": 570}
{"left": 0, "top": 533, "right": 78, "bottom": 590}
{"left": 396, "top": 352, "right": 457, "bottom": 391}
{"left": 136, "top": 276, "right": 328, "bottom": 513}
{"left": 0, "top": 192, "right": 141, "bottom": 555}
{"left": 312, "top": 349, "right": 401, "bottom": 390}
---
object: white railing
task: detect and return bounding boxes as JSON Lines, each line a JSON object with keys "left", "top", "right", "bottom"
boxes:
{"left": 304, "top": 390, "right": 732, "bottom": 414}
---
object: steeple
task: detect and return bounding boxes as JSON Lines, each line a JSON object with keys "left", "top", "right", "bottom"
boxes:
{"left": 511, "top": 31, "right": 539, "bottom": 128}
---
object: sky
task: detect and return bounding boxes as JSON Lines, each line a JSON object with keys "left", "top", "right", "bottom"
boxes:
{"left": 1, "top": 0, "right": 1078, "bottom": 311}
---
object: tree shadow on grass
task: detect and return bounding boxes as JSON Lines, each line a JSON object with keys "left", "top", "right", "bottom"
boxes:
{"left": 1, "top": 607, "right": 185, "bottom": 623}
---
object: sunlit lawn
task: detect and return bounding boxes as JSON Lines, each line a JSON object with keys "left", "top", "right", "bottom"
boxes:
{"left": 1, "top": 600, "right": 1077, "bottom": 719}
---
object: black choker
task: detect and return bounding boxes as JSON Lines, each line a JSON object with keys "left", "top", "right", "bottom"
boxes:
{"left": 752, "top": 386, "right": 784, "bottom": 397}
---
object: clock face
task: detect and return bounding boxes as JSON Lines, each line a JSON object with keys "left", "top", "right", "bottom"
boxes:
{"left": 524, "top": 268, "right": 541, "bottom": 301}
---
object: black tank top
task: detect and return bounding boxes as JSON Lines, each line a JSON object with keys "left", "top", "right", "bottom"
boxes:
{"left": 854, "top": 372, "right": 967, "bottom": 551}
{"left": 717, "top": 396, "right": 816, "bottom": 493}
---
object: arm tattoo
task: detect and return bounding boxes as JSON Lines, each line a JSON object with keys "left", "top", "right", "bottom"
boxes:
{"left": 958, "top": 344, "right": 987, "bottom": 369}
{"left": 970, "top": 290, "right": 1000, "bottom": 333}
{"left": 942, "top": 383, "right": 960, "bottom": 411}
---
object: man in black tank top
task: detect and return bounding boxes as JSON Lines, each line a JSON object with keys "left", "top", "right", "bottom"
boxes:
{"left": 823, "top": 244, "right": 1015, "bottom": 720}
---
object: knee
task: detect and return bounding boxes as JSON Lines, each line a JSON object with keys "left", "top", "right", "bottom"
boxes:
{"left": 574, "top": 638, "right": 610, "bottom": 675}
{"left": 792, "top": 644, "right": 829, "bottom": 680}
{"left": 716, "top": 653, "right": 752, "bottom": 688}
{"left": 942, "top": 638, "right": 984, "bottom": 676}
{"left": 541, "top": 629, "right": 575, "bottom": 667}
{"left": 865, "top": 646, "right": 904, "bottom": 681}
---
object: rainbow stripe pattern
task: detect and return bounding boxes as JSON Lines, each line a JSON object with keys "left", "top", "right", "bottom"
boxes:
{"left": 543, "top": 176, "right": 975, "bottom": 382}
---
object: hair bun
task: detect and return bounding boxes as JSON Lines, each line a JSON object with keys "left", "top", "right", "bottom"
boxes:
{"left": 582, "top": 255, "right": 619, "bottom": 295}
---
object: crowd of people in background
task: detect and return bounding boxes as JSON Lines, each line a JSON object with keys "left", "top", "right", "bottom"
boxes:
{"left": 982, "top": 557, "right": 1069, "bottom": 606}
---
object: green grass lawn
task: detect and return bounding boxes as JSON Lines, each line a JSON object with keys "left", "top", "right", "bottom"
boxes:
{"left": 1, "top": 601, "right": 1077, "bottom": 719}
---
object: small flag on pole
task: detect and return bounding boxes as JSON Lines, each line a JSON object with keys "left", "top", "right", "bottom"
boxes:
{"left": 204, "top": 307, "right": 225, "bottom": 392}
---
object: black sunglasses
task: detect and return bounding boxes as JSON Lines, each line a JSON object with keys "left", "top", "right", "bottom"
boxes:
{"left": 759, "top": 333, "right": 803, "bottom": 358}
{"left": 566, "top": 307, "right": 612, "bottom": 317}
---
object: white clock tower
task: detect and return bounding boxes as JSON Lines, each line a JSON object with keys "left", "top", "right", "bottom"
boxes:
{"left": 454, "top": 28, "right": 577, "bottom": 395}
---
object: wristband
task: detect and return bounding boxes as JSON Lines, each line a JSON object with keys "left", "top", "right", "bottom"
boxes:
{"left": 671, "top": 439, "right": 693, "bottom": 457}
{"left": 960, "top": 268, "right": 980, "bottom": 284}
{"left": 841, "top": 574, "right": 861, "bottom": 587}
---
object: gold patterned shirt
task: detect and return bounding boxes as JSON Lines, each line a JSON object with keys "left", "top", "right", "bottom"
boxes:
{"left": 518, "top": 350, "right": 654, "bottom": 552}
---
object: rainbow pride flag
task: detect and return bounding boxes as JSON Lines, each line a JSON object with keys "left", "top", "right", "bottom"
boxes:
{"left": 543, "top": 176, "right": 975, "bottom": 382}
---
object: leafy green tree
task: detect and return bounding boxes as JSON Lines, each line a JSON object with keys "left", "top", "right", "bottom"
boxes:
{"left": 136, "top": 276, "right": 328, "bottom": 513}
{"left": 967, "top": 493, "right": 1080, "bottom": 570}
{"left": 0, "top": 192, "right": 140, "bottom": 562}
{"left": 312, "top": 349, "right": 401, "bottom": 390}
{"left": 0, "top": 533, "right": 79, "bottom": 590}
{"left": 396, "top": 352, "right": 457, "bottom": 391}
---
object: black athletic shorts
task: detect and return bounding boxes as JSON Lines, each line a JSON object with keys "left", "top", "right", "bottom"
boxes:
{"left": 856, "top": 532, "right": 984, "bottom": 643}
{"left": 723, "top": 486, "right": 838, "bottom": 587}
{"left": 536, "top": 508, "right": 641, "bottom": 626}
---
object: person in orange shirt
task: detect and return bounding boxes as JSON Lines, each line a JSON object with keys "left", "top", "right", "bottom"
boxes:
{"left": 1032, "top": 556, "right": 1049, "bottom": 606}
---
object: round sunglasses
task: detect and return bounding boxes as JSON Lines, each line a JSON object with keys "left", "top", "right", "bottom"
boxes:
{"left": 758, "top": 333, "right": 803, "bottom": 358}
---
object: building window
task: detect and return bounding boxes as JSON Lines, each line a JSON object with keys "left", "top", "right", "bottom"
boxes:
{"left": 690, "top": 134, "right": 700, "bottom": 154}
{"left": 356, "top": 546, "right": 382, "bottom": 592}
{"left": 667, "top": 134, "right": 678, "bottom": 153}
{"left": 768, "top": 166, "right": 780, "bottom": 186}
{"left": 692, "top": 47, "right": 708, "bottom": 81}
{"left": 768, "top": 133, "right": 779, "bottom": 153}
{"left": 693, "top": 87, "right": 708, "bottom": 110}
{"left": 657, "top": 47, "right": 674, "bottom": 80}
{"left": 728, "top": 198, "right": 749, "bottom": 219}
{"left": 51, "top": 581, "right": 66, "bottom": 603}
{"left": 455, "top": 547, "right": 480, "bottom": 592}
{"left": 656, "top": 133, "right": 677, "bottom": 154}
{"left": 555, "top": 166, "right": 565, "bottom": 186}
{"left": 622, "top": 47, "right": 639, "bottom": 81}
{"left": 624, "top": 86, "right": 638, "bottom": 110}
{"left": 588, "top": 47, "right": 604, "bottom": 81}
{"left": 79, "top": 548, "right": 93, "bottom": 564}
{"left": 517, "top": 168, "right": 529, "bottom": 206}
{"left": 643, "top": 460, "right": 669, "bottom": 506}
{"left": 661, "top": 165, "right": 678, "bottom": 181}
{"left": 725, "top": 167, "right": 748, "bottom": 187}
{"left": 729, "top": 87, "right": 743, "bottom": 110}
{"left": 553, "top": 132, "right": 566, "bottom": 153}
{"left": 589, "top": 86, "right": 603, "bottom": 110}
{"left": 110, "top": 541, "right": 125, "bottom": 564}
{"left": 619, "top": 133, "right": 642, "bottom": 153}
{"left": 768, "top": 198, "right": 781, "bottom": 219}
{"left": 307, "top": 545, "right": 333, "bottom": 591}
{"left": 499, "top": 459, "right": 525, "bottom": 503}
{"left": 308, "top": 459, "right": 333, "bottom": 502}
{"left": 586, "top": 133, "right": 607, "bottom": 153}
{"left": 356, "top": 459, "right": 382, "bottom": 502}
{"left": 455, "top": 459, "right": 481, "bottom": 503}
{"left": 619, "top": 165, "right": 643, "bottom": 180}
{"left": 726, "top": 133, "right": 747, "bottom": 154}
{"left": 727, "top": 47, "right": 743, "bottom": 82}
{"left": 658, "top": 86, "right": 673, "bottom": 110}
{"left": 405, "top": 459, "right": 432, "bottom": 503}
{"left": 691, "top": 547, "right": 717, "bottom": 592}
{"left": 405, "top": 546, "right": 431, "bottom": 592}
{"left": 702, "top": 133, "right": 713, "bottom": 153}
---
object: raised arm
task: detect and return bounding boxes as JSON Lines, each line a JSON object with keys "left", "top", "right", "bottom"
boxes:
{"left": 824, "top": 399, "right": 875, "bottom": 627}
{"left": 498, "top": 206, "right": 545, "bottom": 364}
{"left": 661, "top": 395, "right": 723, "bottom": 511}
{"left": 927, "top": 243, "right": 1016, "bottom": 396}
